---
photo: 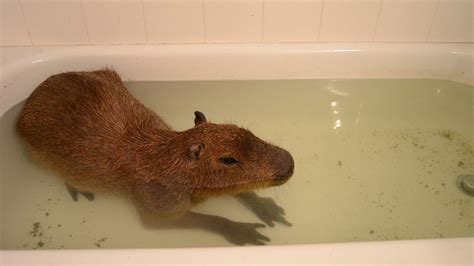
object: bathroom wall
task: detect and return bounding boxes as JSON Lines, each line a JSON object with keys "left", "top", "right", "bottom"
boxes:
{"left": 1, "top": 0, "right": 472, "bottom": 46}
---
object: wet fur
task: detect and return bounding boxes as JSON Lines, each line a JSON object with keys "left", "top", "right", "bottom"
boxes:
{"left": 17, "top": 69, "right": 293, "bottom": 217}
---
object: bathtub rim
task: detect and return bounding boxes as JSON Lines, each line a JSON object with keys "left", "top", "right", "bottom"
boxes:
{"left": 1, "top": 43, "right": 473, "bottom": 115}
{"left": 1, "top": 237, "right": 473, "bottom": 265}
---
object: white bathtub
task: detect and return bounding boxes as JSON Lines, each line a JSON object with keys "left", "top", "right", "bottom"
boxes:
{"left": 1, "top": 43, "right": 473, "bottom": 265}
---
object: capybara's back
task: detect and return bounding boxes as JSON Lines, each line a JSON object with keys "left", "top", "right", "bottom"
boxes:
{"left": 17, "top": 69, "right": 169, "bottom": 193}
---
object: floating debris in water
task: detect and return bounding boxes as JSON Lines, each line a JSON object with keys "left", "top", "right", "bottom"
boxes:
{"left": 94, "top": 237, "right": 108, "bottom": 248}
{"left": 338, "top": 161, "right": 342, "bottom": 166}
{"left": 29, "top": 222, "right": 40, "bottom": 236}
{"left": 439, "top": 130, "right": 453, "bottom": 140}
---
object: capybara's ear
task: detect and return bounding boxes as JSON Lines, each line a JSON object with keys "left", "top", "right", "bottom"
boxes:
{"left": 194, "top": 111, "right": 207, "bottom": 126}
{"left": 188, "top": 143, "right": 205, "bottom": 160}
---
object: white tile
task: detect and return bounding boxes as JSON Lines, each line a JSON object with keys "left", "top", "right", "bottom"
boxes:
{"left": 204, "top": 0, "right": 263, "bottom": 42}
{"left": 20, "top": 0, "right": 88, "bottom": 45}
{"left": 82, "top": 0, "right": 146, "bottom": 44}
{"left": 320, "top": 0, "right": 381, "bottom": 42}
{"left": 375, "top": 0, "right": 438, "bottom": 42}
{"left": 430, "top": 0, "right": 473, "bottom": 42}
{"left": 143, "top": 0, "right": 204, "bottom": 43}
{"left": 1, "top": 0, "right": 31, "bottom": 46}
{"left": 263, "top": 0, "right": 322, "bottom": 42}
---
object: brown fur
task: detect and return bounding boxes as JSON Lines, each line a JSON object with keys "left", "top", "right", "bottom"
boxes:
{"left": 17, "top": 69, "right": 294, "bottom": 216}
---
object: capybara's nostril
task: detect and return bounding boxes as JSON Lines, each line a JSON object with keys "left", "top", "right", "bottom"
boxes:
{"left": 275, "top": 149, "right": 294, "bottom": 181}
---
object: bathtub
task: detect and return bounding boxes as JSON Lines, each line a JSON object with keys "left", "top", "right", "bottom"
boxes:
{"left": 1, "top": 43, "right": 473, "bottom": 265}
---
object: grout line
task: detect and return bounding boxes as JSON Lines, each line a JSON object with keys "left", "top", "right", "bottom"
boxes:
{"left": 426, "top": 0, "right": 440, "bottom": 43}
{"left": 2, "top": 41, "right": 473, "bottom": 48}
{"left": 140, "top": 0, "right": 149, "bottom": 43}
{"left": 261, "top": 0, "right": 265, "bottom": 42}
{"left": 17, "top": 0, "right": 34, "bottom": 45}
{"left": 372, "top": 0, "right": 383, "bottom": 42}
{"left": 202, "top": 0, "right": 207, "bottom": 43}
{"left": 79, "top": 0, "right": 91, "bottom": 43}
{"left": 317, "top": 0, "right": 325, "bottom": 41}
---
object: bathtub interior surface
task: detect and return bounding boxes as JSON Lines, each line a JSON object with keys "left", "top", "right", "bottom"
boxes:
{"left": 1, "top": 78, "right": 473, "bottom": 250}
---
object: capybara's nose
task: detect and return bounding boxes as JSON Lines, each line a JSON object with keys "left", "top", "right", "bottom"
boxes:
{"left": 275, "top": 149, "right": 294, "bottom": 181}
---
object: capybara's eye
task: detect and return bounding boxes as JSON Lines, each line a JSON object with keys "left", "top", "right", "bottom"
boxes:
{"left": 219, "top": 157, "right": 239, "bottom": 166}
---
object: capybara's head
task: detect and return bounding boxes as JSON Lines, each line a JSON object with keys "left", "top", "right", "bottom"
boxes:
{"left": 179, "top": 111, "right": 294, "bottom": 198}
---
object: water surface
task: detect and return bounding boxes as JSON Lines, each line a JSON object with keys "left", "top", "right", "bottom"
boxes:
{"left": 1, "top": 79, "right": 473, "bottom": 249}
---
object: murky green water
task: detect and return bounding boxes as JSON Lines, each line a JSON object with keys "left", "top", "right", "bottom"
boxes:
{"left": 1, "top": 79, "right": 473, "bottom": 249}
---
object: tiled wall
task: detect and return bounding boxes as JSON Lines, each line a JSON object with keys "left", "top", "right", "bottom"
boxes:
{"left": 1, "top": 0, "right": 472, "bottom": 46}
